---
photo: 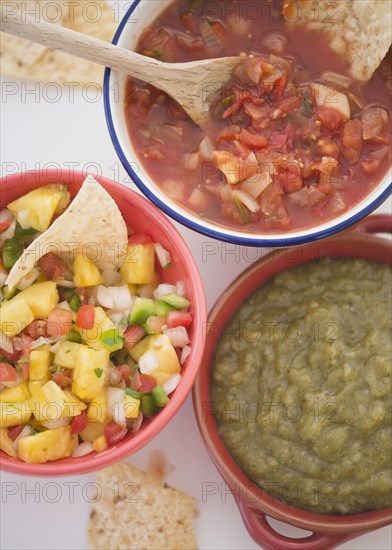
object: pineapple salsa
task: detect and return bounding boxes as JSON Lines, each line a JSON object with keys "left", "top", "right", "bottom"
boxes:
{"left": 0, "top": 181, "right": 193, "bottom": 463}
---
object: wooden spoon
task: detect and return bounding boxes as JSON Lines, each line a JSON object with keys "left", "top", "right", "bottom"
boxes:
{"left": 0, "top": 7, "right": 242, "bottom": 128}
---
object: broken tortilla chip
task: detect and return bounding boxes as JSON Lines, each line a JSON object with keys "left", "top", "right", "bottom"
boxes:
{"left": 5, "top": 175, "right": 128, "bottom": 290}
{"left": 0, "top": 0, "right": 117, "bottom": 87}
{"left": 282, "top": 0, "right": 392, "bottom": 82}
{"left": 88, "top": 462, "right": 198, "bottom": 550}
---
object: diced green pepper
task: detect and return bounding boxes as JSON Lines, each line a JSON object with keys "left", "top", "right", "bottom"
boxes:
{"left": 125, "top": 388, "right": 144, "bottom": 400}
{"left": 160, "top": 293, "right": 190, "bottom": 310}
{"left": 141, "top": 395, "right": 158, "bottom": 418}
{"left": 2, "top": 238, "right": 22, "bottom": 269}
{"left": 151, "top": 386, "right": 169, "bottom": 408}
{"left": 14, "top": 223, "right": 38, "bottom": 239}
{"left": 69, "top": 294, "right": 81, "bottom": 313}
{"left": 68, "top": 328, "right": 82, "bottom": 343}
{"left": 143, "top": 321, "right": 156, "bottom": 335}
{"left": 100, "top": 328, "right": 124, "bottom": 352}
{"left": 129, "top": 297, "right": 155, "bottom": 324}
{"left": 154, "top": 300, "right": 175, "bottom": 317}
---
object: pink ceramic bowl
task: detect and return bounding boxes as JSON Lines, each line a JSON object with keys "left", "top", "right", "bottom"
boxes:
{"left": 193, "top": 214, "right": 392, "bottom": 549}
{"left": 0, "top": 170, "right": 207, "bottom": 476}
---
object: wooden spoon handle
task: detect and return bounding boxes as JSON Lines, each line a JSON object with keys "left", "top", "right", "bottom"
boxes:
{"left": 0, "top": 6, "right": 166, "bottom": 86}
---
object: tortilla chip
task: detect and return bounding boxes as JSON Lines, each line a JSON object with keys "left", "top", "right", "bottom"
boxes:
{"left": 283, "top": 0, "right": 392, "bottom": 82}
{"left": 5, "top": 175, "right": 128, "bottom": 290}
{"left": 88, "top": 462, "right": 198, "bottom": 550}
{"left": 0, "top": 0, "right": 117, "bottom": 87}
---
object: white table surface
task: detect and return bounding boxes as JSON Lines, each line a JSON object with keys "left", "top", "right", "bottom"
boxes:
{"left": 1, "top": 68, "right": 391, "bottom": 550}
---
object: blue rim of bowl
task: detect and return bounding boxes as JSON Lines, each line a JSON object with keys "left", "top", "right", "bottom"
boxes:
{"left": 104, "top": 0, "right": 392, "bottom": 247}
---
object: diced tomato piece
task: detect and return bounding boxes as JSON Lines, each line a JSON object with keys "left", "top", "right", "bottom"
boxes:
{"left": 75, "top": 305, "right": 95, "bottom": 330}
{"left": 0, "top": 346, "right": 21, "bottom": 362}
{"left": 52, "top": 369, "right": 72, "bottom": 389}
{"left": 166, "top": 311, "right": 193, "bottom": 329}
{"left": 239, "top": 129, "right": 268, "bottom": 149}
{"left": 117, "top": 364, "right": 133, "bottom": 386}
{"left": 47, "top": 307, "right": 73, "bottom": 337}
{"left": 124, "top": 324, "right": 146, "bottom": 350}
{"left": 361, "top": 159, "right": 380, "bottom": 176}
{"left": 317, "top": 108, "right": 343, "bottom": 131}
{"left": 216, "top": 125, "right": 240, "bottom": 142}
{"left": 0, "top": 221, "right": 11, "bottom": 233}
{"left": 139, "top": 374, "right": 157, "bottom": 393}
{"left": 273, "top": 75, "right": 288, "bottom": 100}
{"left": 38, "top": 252, "right": 67, "bottom": 279}
{"left": 104, "top": 421, "right": 127, "bottom": 447}
{"left": 0, "top": 362, "right": 17, "bottom": 382}
{"left": 277, "top": 164, "right": 303, "bottom": 194}
{"left": 130, "top": 369, "right": 142, "bottom": 391}
{"left": 13, "top": 334, "right": 34, "bottom": 358}
{"left": 342, "top": 120, "right": 362, "bottom": 149}
{"left": 25, "top": 320, "right": 48, "bottom": 339}
{"left": 70, "top": 411, "right": 88, "bottom": 435}
{"left": 128, "top": 234, "right": 153, "bottom": 245}
{"left": 8, "top": 425, "right": 24, "bottom": 441}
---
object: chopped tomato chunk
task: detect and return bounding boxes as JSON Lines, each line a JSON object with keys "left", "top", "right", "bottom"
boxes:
{"left": 104, "top": 422, "right": 127, "bottom": 447}
{"left": 75, "top": 305, "right": 95, "bottom": 330}
{"left": 47, "top": 307, "right": 73, "bottom": 337}
{"left": 71, "top": 411, "right": 88, "bottom": 435}
{"left": 124, "top": 324, "right": 146, "bottom": 350}
{"left": 166, "top": 311, "right": 193, "bottom": 329}
{"left": 38, "top": 252, "right": 67, "bottom": 279}
{"left": 139, "top": 374, "right": 157, "bottom": 393}
{"left": 0, "top": 362, "right": 17, "bottom": 382}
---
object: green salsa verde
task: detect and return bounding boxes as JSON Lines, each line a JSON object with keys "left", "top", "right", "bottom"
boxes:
{"left": 212, "top": 258, "right": 392, "bottom": 514}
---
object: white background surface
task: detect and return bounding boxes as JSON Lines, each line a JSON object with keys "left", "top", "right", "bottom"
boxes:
{"left": 1, "top": 30, "right": 392, "bottom": 550}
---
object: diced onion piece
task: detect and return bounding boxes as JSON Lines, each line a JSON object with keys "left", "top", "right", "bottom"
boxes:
{"left": 232, "top": 190, "right": 260, "bottom": 213}
{"left": 0, "top": 331, "right": 13, "bottom": 354}
{"left": 107, "top": 311, "right": 127, "bottom": 329}
{"left": 107, "top": 387, "right": 126, "bottom": 428}
{"left": 108, "top": 362, "right": 122, "bottom": 385}
{"left": 362, "top": 106, "right": 389, "bottom": 140}
{"left": 128, "top": 411, "right": 143, "bottom": 433}
{"left": 200, "top": 20, "right": 224, "bottom": 54}
{"left": 139, "top": 350, "right": 159, "bottom": 374}
{"left": 184, "top": 152, "right": 200, "bottom": 171}
{"left": 163, "top": 374, "right": 181, "bottom": 396}
{"left": 176, "top": 280, "right": 186, "bottom": 298}
{"left": 49, "top": 341, "right": 62, "bottom": 353}
{"left": 154, "top": 243, "right": 171, "bottom": 269}
{"left": 188, "top": 188, "right": 207, "bottom": 209}
{"left": 311, "top": 83, "right": 350, "bottom": 119}
{"left": 30, "top": 336, "right": 60, "bottom": 350}
{"left": 72, "top": 441, "right": 94, "bottom": 458}
{"left": 241, "top": 172, "right": 272, "bottom": 199}
{"left": 41, "top": 417, "right": 70, "bottom": 430}
{"left": 180, "top": 345, "right": 191, "bottom": 366}
{"left": 288, "top": 187, "right": 325, "bottom": 207}
{"left": 12, "top": 425, "right": 34, "bottom": 450}
{"left": 154, "top": 284, "right": 177, "bottom": 300}
{"left": 97, "top": 285, "right": 133, "bottom": 312}
{"left": 58, "top": 300, "right": 73, "bottom": 312}
{"left": 138, "top": 284, "right": 154, "bottom": 299}
{"left": 163, "top": 326, "right": 190, "bottom": 348}
{"left": 0, "top": 209, "right": 14, "bottom": 224}
{"left": 199, "top": 137, "right": 214, "bottom": 161}
{"left": 219, "top": 184, "right": 233, "bottom": 203}
{"left": 56, "top": 280, "right": 75, "bottom": 289}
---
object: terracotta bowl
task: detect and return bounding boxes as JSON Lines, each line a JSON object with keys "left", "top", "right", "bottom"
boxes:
{"left": 0, "top": 169, "right": 207, "bottom": 476}
{"left": 193, "top": 214, "right": 392, "bottom": 549}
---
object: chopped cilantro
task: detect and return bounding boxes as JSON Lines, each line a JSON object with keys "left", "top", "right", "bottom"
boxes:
{"left": 94, "top": 368, "right": 103, "bottom": 378}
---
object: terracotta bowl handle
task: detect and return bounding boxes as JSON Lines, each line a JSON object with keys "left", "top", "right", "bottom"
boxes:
{"left": 237, "top": 500, "right": 359, "bottom": 550}
{"left": 351, "top": 214, "right": 392, "bottom": 235}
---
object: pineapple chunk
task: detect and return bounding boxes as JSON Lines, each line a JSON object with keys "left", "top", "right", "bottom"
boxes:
{"left": 63, "top": 390, "right": 87, "bottom": 417}
{"left": 18, "top": 426, "right": 72, "bottom": 463}
{"left": 80, "top": 420, "right": 107, "bottom": 443}
{"left": 29, "top": 349, "right": 51, "bottom": 382}
{"left": 76, "top": 307, "right": 116, "bottom": 350}
{"left": 0, "top": 298, "right": 34, "bottom": 336}
{"left": 92, "top": 433, "right": 108, "bottom": 452}
{"left": 28, "top": 380, "right": 67, "bottom": 422}
{"left": 125, "top": 395, "right": 140, "bottom": 419}
{"left": 0, "top": 402, "right": 31, "bottom": 428}
{"left": 131, "top": 334, "right": 180, "bottom": 386}
{"left": 73, "top": 253, "right": 103, "bottom": 287}
{"left": 72, "top": 346, "right": 109, "bottom": 400}
{"left": 7, "top": 184, "right": 70, "bottom": 232}
{"left": 87, "top": 391, "right": 107, "bottom": 423}
{"left": 0, "top": 428, "right": 17, "bottom": 458}
{"left": 54, "top": 341, "right": 84, "bottom": 369}
{"left": 28, "top": 381, "right": 44, "bottom": 396}
{"left": 0, "top": 381, "right": 31, "bottom": 403}
{"left": 14, "top": 281, "right": 59, "bottom": 318}
{"left": 120, "top": 243, "right": 155, "bottom": 284}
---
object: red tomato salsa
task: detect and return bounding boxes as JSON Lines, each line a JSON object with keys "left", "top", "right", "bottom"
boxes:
{"left": 124, "top": 0, "right": 391, "bottom": 232}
